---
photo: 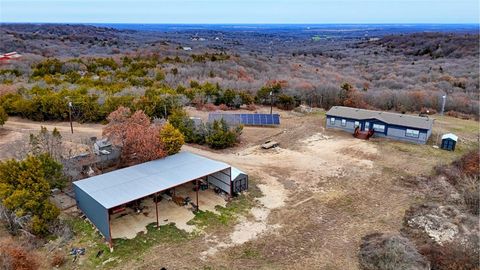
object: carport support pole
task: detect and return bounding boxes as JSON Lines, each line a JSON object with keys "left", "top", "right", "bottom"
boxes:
{"left": 108, "top": 212, "right": 113, "bottom": 252}
{"left": 196, "top": 179, "right": 199, "bottom": 211}
{"left": 109, "top": 238, "right": 113, "bottom": 252}
{"left": 155, "top": 193, "right": 159, "bottom": 227}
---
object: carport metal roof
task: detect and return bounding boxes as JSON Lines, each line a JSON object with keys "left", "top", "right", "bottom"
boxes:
{"left": 73, "top": 151, "right": 231, "bottom": 209}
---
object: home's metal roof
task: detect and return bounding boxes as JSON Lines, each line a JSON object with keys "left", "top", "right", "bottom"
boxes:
{"left": 73, "top": 151, "right": 231, "bottom": 209}
{"left": 441, "top": 133, "right": 458, "bottom": 141}
{"left": 326, "top": 106, "right": 434, "bottom": 130}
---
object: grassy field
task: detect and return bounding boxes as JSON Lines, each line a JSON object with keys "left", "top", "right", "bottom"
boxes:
{"left": 188, "top": 180, "right": 262, "bottom": 230}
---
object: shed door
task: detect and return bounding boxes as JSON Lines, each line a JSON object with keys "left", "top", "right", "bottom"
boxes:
{"left": 233, "top": 176, "right": 248, "bottom": 193}
{"left": 443, "top": 139, "right": 454, "bottom": 150}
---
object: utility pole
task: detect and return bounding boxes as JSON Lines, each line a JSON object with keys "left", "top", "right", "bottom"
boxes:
{"left": 269, "top": 91, "right": 273, "bottom": 115}
{"left": 440, "top": 95, "right": 446, "bottom": 116}
{"left": 68, "top": 101, "right": 73, "bottom": 134}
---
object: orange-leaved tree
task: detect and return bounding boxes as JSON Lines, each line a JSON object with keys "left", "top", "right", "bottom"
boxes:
{"left": 103, "top": 106, "right": 166, "bottom": 166}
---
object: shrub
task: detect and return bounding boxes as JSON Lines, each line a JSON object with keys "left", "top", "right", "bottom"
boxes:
{"left": 246, "top": 104, "right": 257, "bottom": 111}
{"left": 435, "top": 151, "right": 480, "bottom": 215}
{"left": 0, "top": 155, "right": 60, "bottom": 235}
{"left": 359, "top": 233, "right": 430, "bottom": 270}
{"left": 445, "top": 110, "right": 472, "bottom": 120}
{"left": 239, "top": 91, "right": 255, "bottom": 105}
{"left": 276, "top": 94, "right": 296, "bottom": 110}
{"left": 205, "top": 119, "right": 242, "bottom": 149}
{"left": 218, "top": 104, "right": 229, "bottom": 111}
{"left": 459, "top": 176, "right": 479, "bottom": 215}
{"left": 159, "top": 122, "right": 185, "bottom": 155}
{"left": 204, "top": 103, "right": 218, "bottom": 111}
{"left": 0, "top": 105, "right": 7, "bottom": 126}
{"left": 453, "top": 150, "right": 479, "bottom": 177}
{"left": 420, "top": 107, "right": 437, "bottom": 115}
{"left": 168, "top": 108, "right": 199, "bottom": 143}
{"left": 0, "top": 239, "right": 39, "bottom": 270}
{"left": 50, "top": 251, "right": 66, "bottom": 268}
{"left": 419, "top": 239, "right": 479, "bottom": 270}
{"left": 32, "top": 58, "right": 63, "bottom": 77}
{"left": 36, "top": 153, "right": 68, "bottom": 190}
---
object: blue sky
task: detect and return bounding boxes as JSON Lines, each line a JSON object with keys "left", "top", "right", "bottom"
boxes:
{"left": 1, "top": 0, "right": 478, "bottom": 24}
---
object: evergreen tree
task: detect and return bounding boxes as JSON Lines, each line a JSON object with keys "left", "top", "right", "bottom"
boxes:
{"left": 0, "top": 106, "right": 7, "bottom": 126}
{"left": 0, "top": 156, "right": 60, "bottom": 235}
{"left": 159, "top": 123, "right": 185, "bottom": 155}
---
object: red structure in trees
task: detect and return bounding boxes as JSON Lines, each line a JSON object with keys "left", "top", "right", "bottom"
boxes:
{"left": 0, "top": 52, "right": 22, "bottom": 62}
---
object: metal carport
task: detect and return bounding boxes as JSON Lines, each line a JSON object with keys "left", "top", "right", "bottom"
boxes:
{"left": 73, "top": 151, "right": 243, "bottom": 248}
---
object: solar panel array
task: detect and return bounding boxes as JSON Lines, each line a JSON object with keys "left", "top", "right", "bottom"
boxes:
{"left": 208, "top": 113, "right": 280, "bottom": 126}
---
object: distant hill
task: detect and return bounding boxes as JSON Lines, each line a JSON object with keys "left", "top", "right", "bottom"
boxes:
{"left": 0, "top": 24, "right": 149, "bottom": 57}
{"left": 357, "top": 32, "right": 479, "bottom": 58}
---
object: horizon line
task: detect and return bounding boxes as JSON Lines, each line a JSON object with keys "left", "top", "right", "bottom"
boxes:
{"left": 1, "top": 22, "right": 480, "bottom": 25}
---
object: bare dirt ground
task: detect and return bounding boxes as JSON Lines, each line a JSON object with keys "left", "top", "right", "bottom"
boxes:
{"left": 110, "top": 186, "right": 227, "bottom": 239}
{"left": 0, "top": 116, "right": 103, "bottom": 160}
{"left": 117, "top": 109, "right": 469, "bottom": 270}
{"left": 0, "top": 108, "right": 476, "bottom": 269}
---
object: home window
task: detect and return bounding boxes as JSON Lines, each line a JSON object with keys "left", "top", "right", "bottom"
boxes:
{"left": 365, "top": 121, "right": 370, "bottom": 131}
{"left": 406, "top": 129, "right": 420, "bottom": 138}
{"left": 354, "top": 121, "right": 360, "bottom": 128}
{"left": 341, "top": 119, "right": 347, "bottom": 126}
{"left": 372, "top": 124, "right": 385, "bottom": 132}
{"left": 330, "top": 117, "right": 335, "bottom": 125}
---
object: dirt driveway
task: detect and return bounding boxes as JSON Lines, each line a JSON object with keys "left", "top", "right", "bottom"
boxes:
{"left": 0, "top": 117, "right": 103, "bottom": 160}
{"left": 0, "top": 111, "right": 463, "bottom": 269}
{"left": 118, "top": 112, "right": 419, "bottom": 270}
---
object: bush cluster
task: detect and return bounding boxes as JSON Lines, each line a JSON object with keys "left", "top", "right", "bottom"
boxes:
{"left": 0, "top": 155, "right": 62, "bottom": 235}
{"left": 361, "top": 151, "right": 480, "bottom": 270}
{"left": 0, "top": 86, "right": 185, "bottom": 123}
{"left": 0, "top": 239, "right": 39, "bottom": 270}
{"left": 0, "top": 105, "right": 7, "bottom": 125}
{"left": 359, "top": 233, "right": 430, "bottom": 270}
{"left": 169, "top": 109, "right": 242, "bottom": 149}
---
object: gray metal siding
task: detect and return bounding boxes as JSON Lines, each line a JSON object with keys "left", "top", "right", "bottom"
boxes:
{"left": 326, "top": 106, "right": 434, "bottom": 130}
{"left": 207, "top": 168, "right": 231, "bottom": 194}
{"left": 326, "top": 116, "right": 429, "bottom": 144}
{"left": 232, "top": 174, "right": 248, "bottom": 193}
{"left": 74, "top": 184, "right": 110, "bottom": 240}
{"left": 386, "top": 127, "right": 428, "bottom": 144}
{"left": 326, "top": 116, "right": 354, "bottom": 132}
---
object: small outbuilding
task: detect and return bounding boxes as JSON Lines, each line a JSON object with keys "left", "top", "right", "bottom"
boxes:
{"left": 441, "top": 133, "right": 458, "bottom": 151}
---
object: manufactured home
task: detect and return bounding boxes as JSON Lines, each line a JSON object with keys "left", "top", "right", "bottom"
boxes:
{"left": 326, "top": 106, "right": 434, "bottom": 144}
